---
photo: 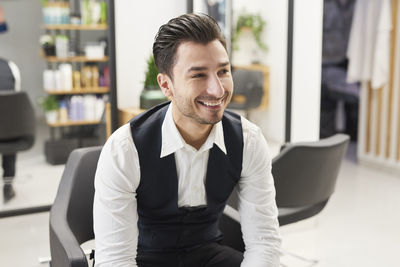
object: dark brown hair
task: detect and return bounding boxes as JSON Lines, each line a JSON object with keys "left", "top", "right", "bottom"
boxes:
{"left": 153, "top": 13, "right": 227, "bottom": 79}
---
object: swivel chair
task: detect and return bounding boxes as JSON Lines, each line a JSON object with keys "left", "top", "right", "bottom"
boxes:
{"left": 228, "top": 68, "right": 264, "bottom": 111}
{"left": 273, "top": 133, "right": 349, "bottom": 226}
{"left": 49, "top": 146, "right": 101, "bottom": 267}
{"left": 49, "top": 146, "right": 253, "bottom": 266}
{"left": 223, "top": 134, "right": 350, "bottom": 255}
{"left": 0, "top": 91, "right": 35, "bottom": 200}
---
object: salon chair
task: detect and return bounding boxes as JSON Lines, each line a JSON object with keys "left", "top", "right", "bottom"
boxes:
{"left": 49, "top": 146, "right": 244, "bottom": 266}
{"left": 224, "top": 133, "right": 350, "bottom": 254}
{"left": 0, "top": 91, "right": 35, "bottom": 200}
{"left": 228, "top": 68, "right": 264, "bottom": 118}
{"left": 0, "top": 91, "right": 35, "bottom": 151}
{"left": 272, "top": 133, "right": 349, "bottom": 226}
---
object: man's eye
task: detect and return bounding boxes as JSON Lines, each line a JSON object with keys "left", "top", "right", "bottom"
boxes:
{"left": 219, "top": 69, "right": 229, "bottom": 75}
{"left": 192, "top": 73, "right": 205, "bottom": 78}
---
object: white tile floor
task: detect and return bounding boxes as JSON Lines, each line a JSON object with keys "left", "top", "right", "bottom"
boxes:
{"left": 279, "top": 153, "right": 400, "bottom": 267}
{"left": 0, "top": 140, "right": 399, "bottom": 267}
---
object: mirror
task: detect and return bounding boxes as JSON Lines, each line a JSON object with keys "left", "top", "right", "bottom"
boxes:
{"left": 0, "top": 1, "right": 62, "bottom": 216}
{"left": 0, "top": 0, "right": 112, "bottom": 217}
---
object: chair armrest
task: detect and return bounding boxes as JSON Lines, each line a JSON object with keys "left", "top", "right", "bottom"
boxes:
{"left": 49, "top": 214, "right": 88, "bottom": 267}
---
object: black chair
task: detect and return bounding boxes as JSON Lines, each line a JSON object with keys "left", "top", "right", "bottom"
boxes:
{"left": 0, "top": 91, "right": 35, "bottom": 200}
{"left": 49, "top": 146, "right": 101, "bottom": 267}
{"left": 49, "top": 146, "right": 246, "bottom": 266}
{"left": 228, "top": 69, "right": 264, "bottom": 110}
{"left": 0, "top": 91, "right": 35, "bottom": 155}
{"left": 273, "top": 133, "right": 349, "bottom": 226}
{"left": 223, "top": 134, "right": 350, "bottom": 255}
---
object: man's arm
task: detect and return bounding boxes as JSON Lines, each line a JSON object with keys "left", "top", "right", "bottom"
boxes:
{"left": 93, "top": 125, "right": 140, "bottom": 266}
{"left": 237, "top": 119, "right": 281, "bottom": 267}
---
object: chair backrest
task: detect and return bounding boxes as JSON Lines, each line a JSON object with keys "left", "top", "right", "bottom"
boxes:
{"left": 0, "top": 91, "right": 35, "bottom": 140}
{"left": 228, "top": 69, "right": 264, "bottom": 110}
{"left": 273, "top": 134, "right": 349, "bottom": 208}
{"left": 50, "top": 146, "right": 101, "bottom": 267}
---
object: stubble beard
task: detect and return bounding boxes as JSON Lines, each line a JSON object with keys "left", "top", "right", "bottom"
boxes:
{"left": 174, "top": 95, "right": 224, "bottom": 125}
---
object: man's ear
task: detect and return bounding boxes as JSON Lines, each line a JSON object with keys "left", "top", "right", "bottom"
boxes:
{"left": 157, "top": 73, "right": 173, "bottom": 98}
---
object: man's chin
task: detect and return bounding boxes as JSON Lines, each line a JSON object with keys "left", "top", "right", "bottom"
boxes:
{"left": 196, "top": 114, "right": 223, "bottom": 125}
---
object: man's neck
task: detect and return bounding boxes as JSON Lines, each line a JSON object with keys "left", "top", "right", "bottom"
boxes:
{"left": 171, "top": 106, "right": 213, "bottom": 150}
{"left": 174, "top": 122, "right": 213, "bottom": 150}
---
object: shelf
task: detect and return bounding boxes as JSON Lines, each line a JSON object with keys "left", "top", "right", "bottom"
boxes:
{"left": 44, "top": 24, "right": 108, "bottom": 30}
{"left": 44, "top": 56, "right": 108, "bottom": 62}
{"left": 47, "top": 120, "right": 101, "bottom": 127}
{"left": 46, "top": 87, "right": 109, "bottom": 95}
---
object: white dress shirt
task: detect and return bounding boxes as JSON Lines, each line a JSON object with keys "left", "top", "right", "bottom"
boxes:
{"left": 93, "top": 105, "right": 281, "bottom": 266}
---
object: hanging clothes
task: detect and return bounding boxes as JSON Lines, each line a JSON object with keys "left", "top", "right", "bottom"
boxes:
{"left": 346, "top": 0, "right": 392, "bottom": 89}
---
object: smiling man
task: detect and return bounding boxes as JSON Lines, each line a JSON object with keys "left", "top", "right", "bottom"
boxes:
{"left": 94, "top": 13, "right": 281, "bottom": 267}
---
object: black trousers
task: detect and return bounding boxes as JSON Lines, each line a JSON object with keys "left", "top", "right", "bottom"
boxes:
{"left": 136, "top": 242, "right": 243, "bottom": 267}
{"left": 2, "top": 154, "right": 16, "bottom": 179}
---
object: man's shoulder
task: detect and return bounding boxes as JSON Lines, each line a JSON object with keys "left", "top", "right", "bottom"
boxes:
{"left": 130, "top": 102, "right": 170, "bottom": 130}
{"left": 106, "top": 123, "right": 133, "bottom": 148}
{"left": 224, "top": 110, "right": 260, "bottom": 134}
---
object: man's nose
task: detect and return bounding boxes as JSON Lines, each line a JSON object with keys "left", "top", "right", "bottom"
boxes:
{"left": 206, "top": 75, "right": 224, "bottom": 98}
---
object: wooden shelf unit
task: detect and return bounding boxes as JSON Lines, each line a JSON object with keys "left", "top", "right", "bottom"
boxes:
{"left": 46, "top": 87, "right": 110, "bottom": 95}
{"left": 47, "top": 120, "right": 101, "bottom": 127}
{"left": 44, "top": 56, "right": 108, "bottom": 62}
{"left": 44, "top": 24, "right": 108, "bottom": 30}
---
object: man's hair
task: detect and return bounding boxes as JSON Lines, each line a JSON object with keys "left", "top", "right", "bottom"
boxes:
{"left": 153, "top": 13, "right": 227, "bottom": 79}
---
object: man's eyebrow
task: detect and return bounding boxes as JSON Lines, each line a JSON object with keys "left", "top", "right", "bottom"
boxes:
{"left": 187, "top": 66, "right": 208, "bottom": 73}
{"left": 218, "top": 61, "right": 230, "bottom": 68}
{"left": 186, "top": 62, "right": 230, "bottom": 73}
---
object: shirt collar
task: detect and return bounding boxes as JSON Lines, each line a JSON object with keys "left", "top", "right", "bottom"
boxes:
{"left": 160, "top": 104, "right": 227, "bottom": 158}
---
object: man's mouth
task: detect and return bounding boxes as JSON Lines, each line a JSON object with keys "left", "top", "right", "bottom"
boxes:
{"left": 197, "top": 99, "right": 223, "bottom": 107}
{"left": 196, "top": 93, "right": 228, "bottom": 108}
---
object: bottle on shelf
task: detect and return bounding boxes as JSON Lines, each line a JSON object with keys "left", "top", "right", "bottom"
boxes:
{"left": 81, "top": 0, "right": 108, "bottom": 25}
{"left": 73, "top": 71, "right": 81, "bottom": 90}
{"left": 42, "top": 1, "right": 70, "bottom": 25}
{"left": 55, "top": 35, "right": 69, "bottom": 58}
{"left": 59, "top": 63, "right": 73, "bottom": 91}
{"left": 92, "top": 65, "right": 99, "bottom": 88}
{"left": 58, "top": 100, "right": 68, "bottom": 123}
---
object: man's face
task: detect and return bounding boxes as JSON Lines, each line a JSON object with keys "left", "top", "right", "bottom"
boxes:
{"left": 159, "top": 40, "right": 233, "bottom": 126}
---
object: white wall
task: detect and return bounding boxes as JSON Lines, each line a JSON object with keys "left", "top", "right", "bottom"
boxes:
{"left": 115, "top": 0, "right": 187, "bottom": 109}
{"left": 290, "top": 0, "right": 323, "bottom": 142}
{"left": 0, "top": 1, "right": 45, "bottom": 118}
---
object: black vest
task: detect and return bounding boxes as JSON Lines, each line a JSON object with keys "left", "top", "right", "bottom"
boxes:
{"left": 130, "top": 102, "right": 243, "bottom": 252}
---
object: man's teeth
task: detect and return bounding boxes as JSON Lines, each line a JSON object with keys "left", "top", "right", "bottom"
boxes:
{"left": 201, "top": 100, "right": 222, "bottom": 106}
